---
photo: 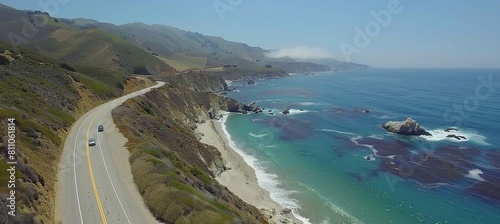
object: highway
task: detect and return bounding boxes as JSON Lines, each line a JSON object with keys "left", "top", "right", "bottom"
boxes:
{"left": 57, "top": 82, "right": 165, "bottom": 224}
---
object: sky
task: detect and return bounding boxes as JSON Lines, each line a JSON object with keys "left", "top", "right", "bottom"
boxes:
{"left": 2, "top": 0, "right": 500, "bottom": 68}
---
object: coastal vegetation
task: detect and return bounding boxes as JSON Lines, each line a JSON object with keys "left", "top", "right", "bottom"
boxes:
{"left": 0, "top": 39, "right": 271, "bottom": 223}
{"left": 112, "top": 74, "right": 267, "bottom": 224}
{"left": 0, "top": 41, "right": 132, "bottom": 223}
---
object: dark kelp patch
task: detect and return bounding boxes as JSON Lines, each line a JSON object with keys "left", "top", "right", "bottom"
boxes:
{"left": 256, "top": 117, "right": 314, "bottom": 141}
{"left": 469, "top": 169, "right": 500, "bottom": 202}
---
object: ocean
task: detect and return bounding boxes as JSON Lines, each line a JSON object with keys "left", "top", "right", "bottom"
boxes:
{"left": 221, "top": 68, "right": 500, "bottom": 224}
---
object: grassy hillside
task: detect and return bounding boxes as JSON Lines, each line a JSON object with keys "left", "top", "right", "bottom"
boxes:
{"left": 156, "top": 54, "right": 207, "bottom": 71}
{"left": 0, "top": 6, "right": 176, "bottom": 75}
{"left": 112, "top": 75, "right": 267, "bottom": 224}
{"left": 0, "top": 41, "right": 129, "bottom": 224}
{"left": 0, "top": 3, "right": 368, "bottom": 73}
{"left": 63, "top": 20, "right": 367, "bottom": 72}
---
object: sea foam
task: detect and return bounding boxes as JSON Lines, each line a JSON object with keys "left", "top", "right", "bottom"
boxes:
{"left": 249, "top": 132, "right": 269, "bottom": 138}
{"left": 465, "top": 169, "right": 485, "bottom": 182}
{"left": 421, "top": 128, "right": 490, "bottom": 145}
{"left": 218, "top": 115, "right": 312, "bottom": 224}
{"left": 317, "top": 129, "right": 361, "bottom": 137}
{"left": 297, "top": 182, "right": 365, "bottom": 224}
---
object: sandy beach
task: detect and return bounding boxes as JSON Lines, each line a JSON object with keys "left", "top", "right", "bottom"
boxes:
{"left": 197, "top": 118, "right": 304, "bottom": 224}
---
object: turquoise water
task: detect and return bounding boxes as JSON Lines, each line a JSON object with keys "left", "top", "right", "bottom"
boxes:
{"left": 222, "top": 69, "right": 500, "bottom": 224}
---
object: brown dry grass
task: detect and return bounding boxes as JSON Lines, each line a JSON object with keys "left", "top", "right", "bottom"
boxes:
{"left": 49, "top": 29, "right": 81, "bottom": 42}
{"left": 112, "top": 77, "right": 268, "bottom": 224}
{"left": 123, "top": 77, "right": 155, "bottom": 94}
{"left": 0, "top": 41, "right": 128, "bottom": 224}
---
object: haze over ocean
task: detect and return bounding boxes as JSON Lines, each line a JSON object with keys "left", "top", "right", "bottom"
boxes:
{"left": 222, "top": 69, "right": 500, "bottom": 224}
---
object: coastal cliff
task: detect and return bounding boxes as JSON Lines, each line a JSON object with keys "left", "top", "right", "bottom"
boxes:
{"left": 165, "top": 71, "right": 229, "bottom": 92}
{"left": 112, "top": 74, "right": 269, "bottom": 223}
{"left": 205, "top": 68, "right": 289, "bottom": 81}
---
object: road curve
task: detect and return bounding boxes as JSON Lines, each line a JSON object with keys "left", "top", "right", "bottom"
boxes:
{"left": 57, "top": 81, "right": 165, "bottom": 224}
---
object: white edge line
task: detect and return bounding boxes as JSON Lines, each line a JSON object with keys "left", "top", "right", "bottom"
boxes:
{"left": 92, "top": 82, "right": 163, "bottom": 224}
{"left": 96, "top": 103, "right": 131, "bottom": 224}
{"left": 72, "top": 81, "right": 163, "bottom": 224}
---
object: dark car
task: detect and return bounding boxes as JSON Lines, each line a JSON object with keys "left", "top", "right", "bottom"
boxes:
{"left": 98, "top": 125, "right": 104, "bottom": 132}
{"left": 88, "top": 138, "right": 96, "bottom": 146}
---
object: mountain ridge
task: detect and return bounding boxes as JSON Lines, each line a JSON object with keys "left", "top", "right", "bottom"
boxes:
{"left": 0, "top": 3, "right": 369, "bottom": 74}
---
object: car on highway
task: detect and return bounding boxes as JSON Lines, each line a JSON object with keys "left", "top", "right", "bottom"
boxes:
{"left": 88, "top": 138, "right": 96, "bottom": 146}
{"left": 98, "top": 124, "right": 104, "bottom": 132}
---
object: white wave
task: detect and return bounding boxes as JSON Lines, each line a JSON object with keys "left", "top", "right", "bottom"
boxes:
{"left": 317, "top": 129, "right": 361, "bottom": 138}
{"left": 465, "top": 169, "right": 485, "bottom": 182}
{"left": 377, "top": 115, "right": 395, "bottom": 119}
{"left": 364, "top": 154, "right": 376, "bottom": 161}
{"left": 367, "top": 134, "right": 384, "bottom": 140}
{"left": 288, "top": 109, "right": 313, "bottom": 114}
{"left": 249, "top": 132, "right": 269, "bottom": 138}
{"left": 261, "top": 98, "right": 282, "bottom": 102}
{"left": 319, "top": 218, "right": 331, "bottom": 224}
{"left": 298, "top": 182, "right": 365, "bottom": 224}
{"left": 218, "top": 116, "right": 312, "bottom": 224}
{"left": 351, "top": 138, "right": 382, "bottom": 156}
{"left": 295, "top": 102, "right": 316, "bottom": 106}
{"left": 266, "top": 108, "right": 314, "bottom": 115}
{"left": 420, "top": 128, "right": 490, "bottom": 145}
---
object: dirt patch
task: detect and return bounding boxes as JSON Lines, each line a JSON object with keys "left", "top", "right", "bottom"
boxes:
{"left": 1, "top": 50, "right": 15, "bottom": 61}
{"left": 123, "top": 77, "right": 155, "bottom": 94}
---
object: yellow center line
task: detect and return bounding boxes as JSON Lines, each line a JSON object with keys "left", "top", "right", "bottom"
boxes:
{"left": 86, "top": 115, "right": 108, "bottom": 224}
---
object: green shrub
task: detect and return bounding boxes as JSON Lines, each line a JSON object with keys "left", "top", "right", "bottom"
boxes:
{"left": 59, "top": 62, "right": 75, "bottom": 71}
{"left": 133, "top": 65, "right": 150, "bottom": 75}
{"left": 0, "top": 54, "right": 9, "bottom": 65}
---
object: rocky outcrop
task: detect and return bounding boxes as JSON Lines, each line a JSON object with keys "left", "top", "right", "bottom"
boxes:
{"left": 443, "top": 128, "right": 466, "bottom": 140}
{"left": 447, "top": 134, "right": 467, "bottom": 140}
{"left": 228, "top": 100, "right": 263, "bottom": 114}
{"left": 248, "top": 101, "right": 259, "bottom": 111}
{"left": 382, "top": 117, "right": 432, "bottom": 136}
{"left": 282, "top": 108, "right": 290, "bottom": 115}
{"left": 207, "top": 107, "right": 221, "bottom": 120}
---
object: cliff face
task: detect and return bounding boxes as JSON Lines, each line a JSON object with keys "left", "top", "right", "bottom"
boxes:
{"left": 205, "top": 68, "right": 289, "bottom": 80}
{"left": 265, "top": 61, "right": 332, "bottom": 73}
{"left": 112, "top": 74, "right": 267, "bottom": 224}
{"left": 162, "top": 71, "right": 229, "bottom": 93}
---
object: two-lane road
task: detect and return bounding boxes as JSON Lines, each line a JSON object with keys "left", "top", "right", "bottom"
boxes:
{"left": 57, "top": 82, "right": 165, "bottom": 224}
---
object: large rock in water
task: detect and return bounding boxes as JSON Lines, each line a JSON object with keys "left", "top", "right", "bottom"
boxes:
{"left": 228, "top": 101, "right": 262, "bottom": 114}
{"left": 383, "top": 117, "right": 432, "bottom": 136}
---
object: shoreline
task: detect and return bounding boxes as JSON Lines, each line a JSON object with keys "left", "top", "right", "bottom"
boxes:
{"left": 197, "top": 116, "right": 304, "bottom": 224}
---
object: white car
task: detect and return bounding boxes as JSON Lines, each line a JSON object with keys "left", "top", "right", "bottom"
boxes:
{"left": 88, "top": 138, "right": 96, "bottom": 146}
